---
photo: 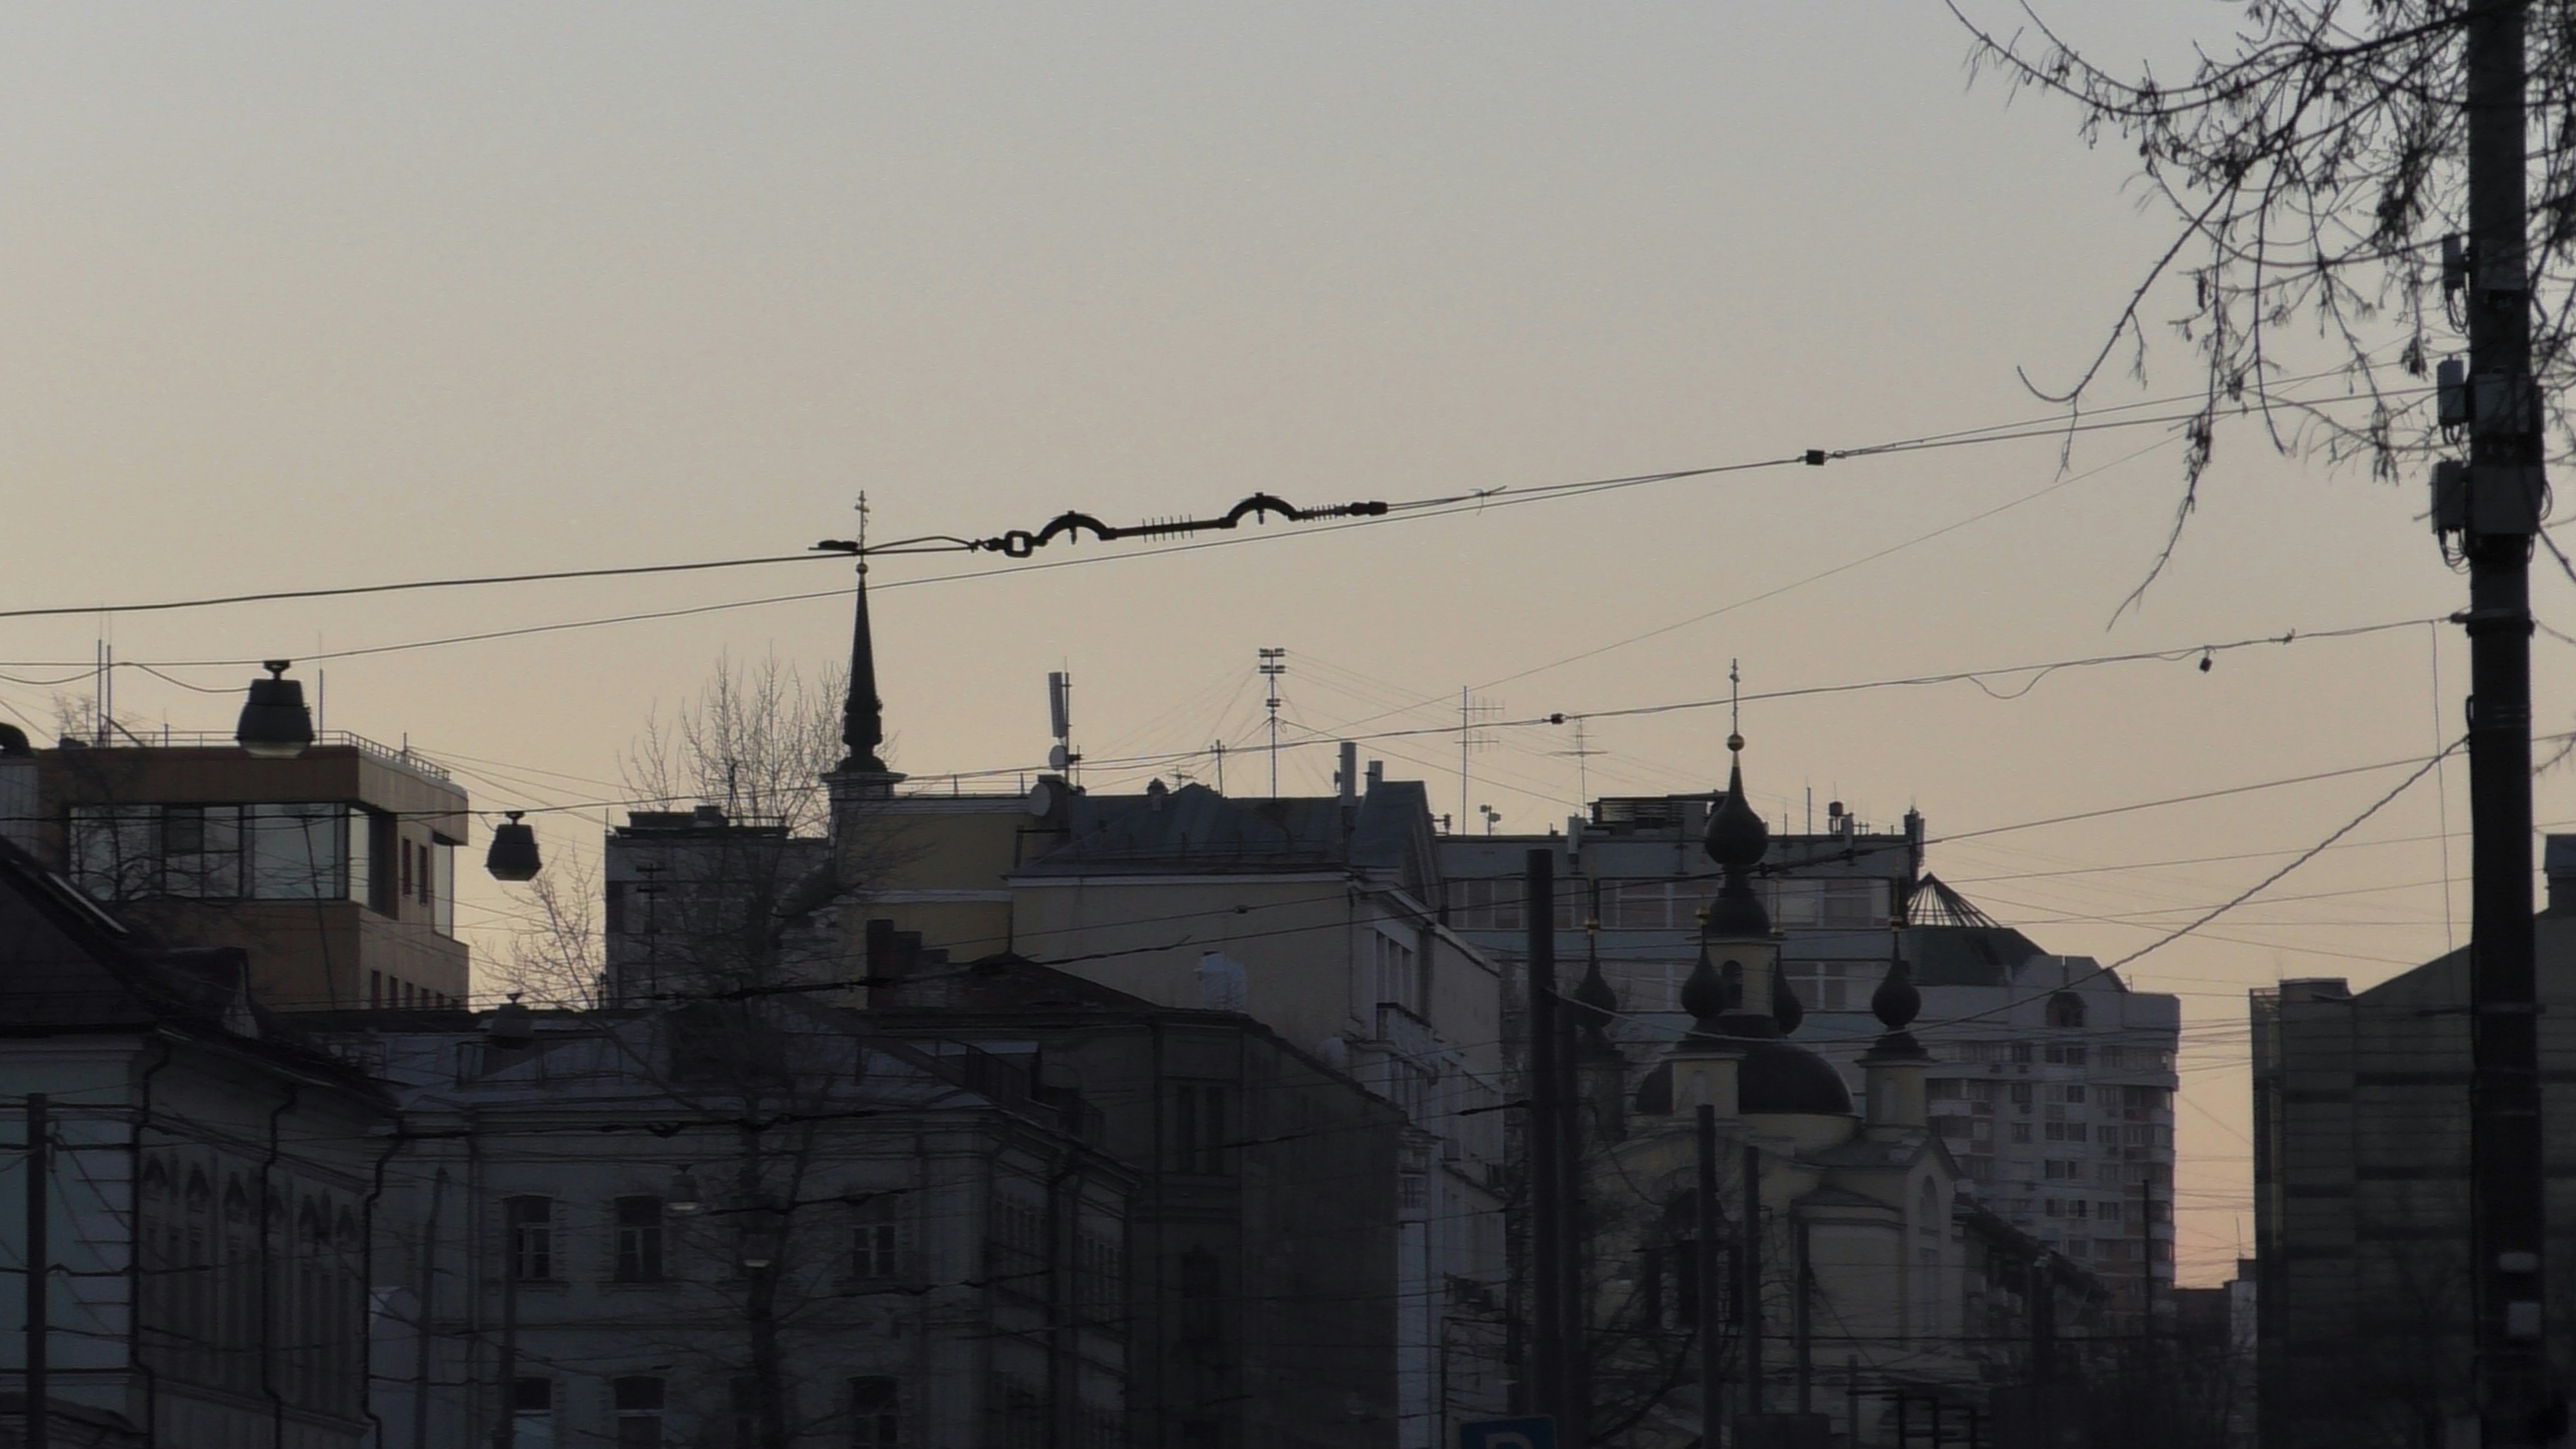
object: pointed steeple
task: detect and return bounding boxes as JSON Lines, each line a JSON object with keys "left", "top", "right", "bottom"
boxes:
{"left": 841, "top": 558, "right": 887, "bottom": 776}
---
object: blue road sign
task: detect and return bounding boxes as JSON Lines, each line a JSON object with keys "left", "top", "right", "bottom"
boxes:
{"left": 1459, "top": 1417, "right": 1556, "bottom": 1449}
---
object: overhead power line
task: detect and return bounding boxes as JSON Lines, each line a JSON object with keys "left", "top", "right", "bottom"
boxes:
{"left": 0, "top": 377, "right": 2404, "bottom": 630}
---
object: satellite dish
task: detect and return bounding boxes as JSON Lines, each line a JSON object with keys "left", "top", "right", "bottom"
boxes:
{"left": 1048, "top": 744, "right": 1069, "bottom": 772}
{"left": 1026, "top": 778, "right": 1057, "bottom": 817}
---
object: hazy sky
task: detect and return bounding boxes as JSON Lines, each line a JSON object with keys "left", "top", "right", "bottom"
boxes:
{"left": 0, "top": 3, "right": 2541, "bottom": 1284}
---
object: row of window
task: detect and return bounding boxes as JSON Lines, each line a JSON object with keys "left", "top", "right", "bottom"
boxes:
{"left": 1929, "top": 1080, "right": 2173, "bottom": 1110}
{"left": 1943, "top": 1040, "right": 2175, "bottom": 1070}
{"left": 68, "top": 802, "right": 455, "bottom": 931}
{"left": 503, "top": 1194, "right": 907, "bottom": 1284}
{"left": 368, "top": 970, "right": 458, "bottom": 1010}
{"left": 1444, "top": 876, "right": 1891, "bottom": 932}
{"left": 511, "top": 1373, "right": 900, "bottom": 1448}
{"left": 137, "top": 1163, "right": 365, "bottom": 1415}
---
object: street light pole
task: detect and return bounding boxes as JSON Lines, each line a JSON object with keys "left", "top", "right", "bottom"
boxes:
{"left": 23, "top": 1094, "right": 46, "bottom": 1449}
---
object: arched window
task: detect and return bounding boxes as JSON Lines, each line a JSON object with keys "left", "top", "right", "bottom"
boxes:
{"left": 221, "top": 1180, "right": 253, "bottom": 1390}
{"left": 297, "top": 1202, "right": 329, "bottom": 1406}
{"left": 182, "top": 1172, "right": 214, "bottom": 1383}
{"left": 2047, "top": 992, "right": 2086, "bottom": 1029}
{"left": 333, "top": 1209, "right": 363, "bottom": 1416}
{"left": 137, "top": 1163, "right": 171, "bottom": 1342}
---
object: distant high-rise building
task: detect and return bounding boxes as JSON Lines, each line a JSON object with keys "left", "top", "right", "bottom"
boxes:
{"left": 2247, "top": 835, "right": 2576, "bottom": 1449}
{"left": 1437, "top": 789, "right": 2180, "bottom": 1320}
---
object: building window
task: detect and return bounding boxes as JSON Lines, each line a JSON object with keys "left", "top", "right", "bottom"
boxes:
{"left": 850, "top": 1376, "right": 900, "bottom": 1449}
{"left": 614, "top": 1377, "right": 665, "bottom": 1449}
{"left": 1783, "top": 961, "right": 1864, "bottom": 1011}
{"left": 1372, "top": 933, "right": 1422, "bottom": 1013}
{"left": 1180, "top": 1248, "right": 1223, "bottom": 1340}
{"left": 615, "top": 1197, "right": 664, "bottom": 1283}
{"left": 2010, "top": 1123, "right": 2032, "bottom": 1144}
{"left": 511, "top": 1376, "right": 553, "bottom": 1448}
{"left": 851, "top": 1195, "right": 899, "bottom": 1280}
{"left": 2044, "top": 1042, "right": 2090, "bottom": 1066}
{"left": 1172, "top": 1083, "right": 1230, "bottom": 1175}
{"left": 247, "top": 803, "right": 351, "bottom": 900}
{"left": 505, "top": 1196, "right": 554, "bottom": 1281}
{"left": 2047, "top": 992, "right": 2086, "bottom": 1029}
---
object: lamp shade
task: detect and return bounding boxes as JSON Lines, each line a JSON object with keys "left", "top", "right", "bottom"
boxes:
{"left": 234, "top": 661, "right": 314, "bottom": 759}
{"left": 666, "top": 1167, "right": 703, "bottom": 1216}
{"left": 486, "top": 811, "right": 542, "bottom": 881}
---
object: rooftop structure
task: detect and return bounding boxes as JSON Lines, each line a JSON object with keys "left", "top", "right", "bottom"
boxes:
{"left": 20, "top": 727, "right": 473, "bottom": 1012}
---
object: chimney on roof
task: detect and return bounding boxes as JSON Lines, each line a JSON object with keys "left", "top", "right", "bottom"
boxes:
{"left": 1365, "top": 759, "right": 1384, "bottom": 791}
{"left": 1337, "top": 742, "right": 1358, "bottom": 806}
{"left": 2547, "top": 834, "right": 2576, "bottom": 915}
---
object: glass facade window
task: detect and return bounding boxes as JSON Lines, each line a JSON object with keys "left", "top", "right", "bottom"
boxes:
{"left": 248, "top": 803, "right": 349, "bottom": 900}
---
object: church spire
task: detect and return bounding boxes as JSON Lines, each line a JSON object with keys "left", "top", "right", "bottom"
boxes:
{"left": 837, "top": 496, "right": 893, "bottom": 780}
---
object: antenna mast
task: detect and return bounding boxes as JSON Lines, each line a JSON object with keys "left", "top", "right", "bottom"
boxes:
{"left": 1258, "top": 648, "right": 1287, "bottom": 796}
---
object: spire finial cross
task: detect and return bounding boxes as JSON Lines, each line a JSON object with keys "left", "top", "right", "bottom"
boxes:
{"left": 854, "top": 493, "right": 870, "bottom": 574}
{"left": 1727, "top": 658, "right": 1743, "bottom": 754}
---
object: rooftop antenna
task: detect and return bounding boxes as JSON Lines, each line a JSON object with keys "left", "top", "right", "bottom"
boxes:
{"left": 1211, "top": 739, "right": 1228, "bottom": 795}
{"left": 1259, "top": 648, "right": 1287, "bottom": 795}
{"left": 1457, "top": 688, "right": 1500, "bottom": 828}
{"left": 1553, "top": 718, "right": 1605, "bottom": 808}
{"left": 1046, "top": 669, "right": 1080, "bottom": 781}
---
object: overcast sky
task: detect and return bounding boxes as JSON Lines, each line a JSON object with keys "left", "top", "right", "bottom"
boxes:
{"left": 0, "top": 3, "right": 2537, "bottom": 1284}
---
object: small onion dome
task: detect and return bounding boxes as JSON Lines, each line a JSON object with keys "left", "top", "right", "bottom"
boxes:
{"left": 1677, "top": 944, "right": 1727, "bottom": 1028}
{"left": 1571, "top": 955, "right": 1618, "bottom": 1038}
{"left": 485, "top": 811, "right": 542, "bottom": 882}
{"left": 1703, "top": 755, "right": 1769, "bottom": 870}
{"left": 1872, "top": 951, "right": 1922, "bottom": 1031}
{"left": 235, "top": 661, "right": 314, "bottom": 760}
{"left": 1769, "top": 964, "right": 1805, "bottom": 1035}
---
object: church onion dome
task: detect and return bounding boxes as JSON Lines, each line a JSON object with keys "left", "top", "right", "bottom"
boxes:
{"left": 1631, "top": 1041, "right": 1856, "bottom": 1117}
{"left": 1704, "top": 878, "right": 1770, "bottom": 938}
{"left": 1678, "top": 943, "right": 1727, "bottom": 1029}
{"left": 1769, "top": 963, "right": 1805, "bottom": 1034}
{"left": 1739, "top": 1039, "right": 1855, "bottom": 1114}
{"left": 1571, "top": 955, "right": 1618, "bottom": 1035}
{"left": 1863, "top": 931, "right": 1927, "bottom": 1062}
{"left": 1702, "top": 745, "right": 1769, "bottom": 871}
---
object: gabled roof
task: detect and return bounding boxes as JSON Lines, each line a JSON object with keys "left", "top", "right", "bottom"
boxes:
{"left": 872, "top": 952, "right": 1161, "bottom": 1014}
{"left": 0, "top": 837, "right": 382, "bottom": 1092}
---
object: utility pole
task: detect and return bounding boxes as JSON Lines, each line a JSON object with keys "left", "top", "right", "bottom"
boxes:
{"left": 1696, "top": 1106, "right": 1723, "bottom": 1449}
{"left": 1794, "top": 1217, "right": 1813, "bottom": 1416}
{"left": 1559, "top": 892, "right": 1589, "bottom": 1447}
{"left": 491, "top": 1212, "right": 521, "bottom": 1449}
{"left": 1259, "top": 649, "right": 1286, "bottom": 796}
{"left": 2139, "top": 1175, "right": 2154, "bottom": 1336}
{"left": 2458, "top": 2, "right": 2553, "bottom": 1444}
{"left": 1525, "top": 850, "right": 1564, "bottom": 1428}
{"left": 23, "top": 1094, "right": 46, "bottom": 1449}
{"left": 1742, "top": 1146, "right": 1763, "bottom": 1415}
